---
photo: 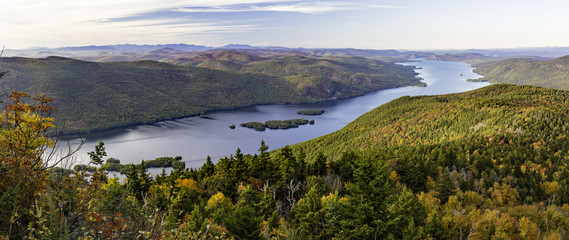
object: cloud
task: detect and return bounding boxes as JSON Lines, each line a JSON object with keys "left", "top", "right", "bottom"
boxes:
{"left": 174, "top": 1, "right": 356, "bottom": 14}
{"left": 0, "top": 0, "right": 402, "bottom": 48}
{"left": 369, "top": 4, "right": 406, "bottom": 9}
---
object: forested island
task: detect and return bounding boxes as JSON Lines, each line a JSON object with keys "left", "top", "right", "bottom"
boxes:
{"left": 240, "top": 119, "right": 311, "bottom": 131}
{"left": 74, "top": 155, "right": 185, "bottom": 174}
{"left": 296, "top": 109, "right": 325, "bottom": 115}
{"left": 5, "top": 84, "right": 569, "bottom": 239}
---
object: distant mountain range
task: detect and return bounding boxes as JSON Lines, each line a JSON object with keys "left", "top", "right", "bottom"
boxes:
{"left": 3, "top": 44, "right": 436, "bottom": 62}
{"left": 7, "top": 44, "right": 569, "bottom": 62}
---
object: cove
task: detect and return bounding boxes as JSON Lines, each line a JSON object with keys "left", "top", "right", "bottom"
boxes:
{"left": 62, "top": 59, "right": 490, "bottom": 173}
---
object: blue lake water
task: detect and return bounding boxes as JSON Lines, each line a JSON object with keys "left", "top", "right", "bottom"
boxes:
{"left": 60, "top": 59, "right": 489, "bottom": 173}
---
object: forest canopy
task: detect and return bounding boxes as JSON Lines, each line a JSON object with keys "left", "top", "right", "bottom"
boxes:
{"left": 4, "top": 84, "right": 569, "bottom": 239}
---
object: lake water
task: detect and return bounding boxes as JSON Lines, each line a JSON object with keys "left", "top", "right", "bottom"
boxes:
{"left": 60, "top": 59, "right": 489, "bottom": 173}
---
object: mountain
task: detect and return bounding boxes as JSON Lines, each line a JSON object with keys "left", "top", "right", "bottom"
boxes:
{"left": 432, "top": 46, "right": 569, "bottom": 59}
{"left": 0, "top": 54, "right": 421, "bottom": 134}
{"left": 426, "top": 53, "right": 498, "bottom": 65}
{"left": 271, "top": 84, "right": 569, "bottom": 238}
{"left": 472, "top": 55, "right": 569, "bottom": 90}
{"left": 292, "top": 84, "right": 569, "bottom": 161}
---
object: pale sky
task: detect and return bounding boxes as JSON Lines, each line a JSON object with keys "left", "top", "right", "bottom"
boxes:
{"left": 2, "top": 0, "right": 569, "bottom": 50}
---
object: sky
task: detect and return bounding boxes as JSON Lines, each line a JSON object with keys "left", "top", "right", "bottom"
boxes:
{"left": 2, "top": 0, "right": 569, "bottom": 50}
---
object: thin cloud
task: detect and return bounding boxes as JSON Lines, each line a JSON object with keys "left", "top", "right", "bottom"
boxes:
{"left": 175, "top": 2, "right": 356, "bottom": 14}
{"left": 369, "top": 4, "right": 406, "bottom": 9}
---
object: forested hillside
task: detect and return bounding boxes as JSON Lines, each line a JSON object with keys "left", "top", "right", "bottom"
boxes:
{"left": 473, "top": 55, "right": 569, "bottom": 90}
{"left": 5, "top": 84, "right": 569, "bottom": 239}
{"left": 0, "top": 54, "right": 421, "bottom": 133}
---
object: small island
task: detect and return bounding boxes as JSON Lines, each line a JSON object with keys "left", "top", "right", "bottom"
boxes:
{"left": 74, "top": 156, "right": 185, "bottom": 174}
{"left": 297, "top": 109, "right": 325, "bottom": 115}
{"left": 240, "top": 119, "right": 312, "bottom": 131}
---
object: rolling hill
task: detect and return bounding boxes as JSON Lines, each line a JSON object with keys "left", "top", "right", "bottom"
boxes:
{"left": 0, "top": 54, "right": 422, "bottom": 134}
{"left": 472, "top": 55, "right": 569, "bottom": 90}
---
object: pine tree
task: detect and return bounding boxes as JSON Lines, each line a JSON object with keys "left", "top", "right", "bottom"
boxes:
{"left": 436, "top": 170, "right": 456, "bottom": 204}
{"left": 200, "top": 156, "right": 215, "bottom": 179}
{"left": 226, "top": 205, "right": 263, "bottom": 240}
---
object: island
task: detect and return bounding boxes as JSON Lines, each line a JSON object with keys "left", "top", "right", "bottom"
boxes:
{"left": 296, "top": 109, "right": 325, "bottom": 115}
{"left": 240, "top": 119, "right": 312, "bottom": 131}
{"left": 73, "top": 156, "right": 185, "bottom": 174}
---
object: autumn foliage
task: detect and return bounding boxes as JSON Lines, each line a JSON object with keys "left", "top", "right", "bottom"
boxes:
{"left": 0, "top": 91, "right": 56, "bottom": 237}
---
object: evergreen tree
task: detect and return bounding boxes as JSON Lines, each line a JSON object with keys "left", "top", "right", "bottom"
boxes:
{"left": 436, "top": 170, "right": 456, "bottom": 204}
{"left": 139, "top": 161, "right": 152, "bottom": 199}
{"left": 126, "top": 164, "right": 141, "bottom": 198}
{"left": 226, "top": 205, "right": 263, "bottom": 240}
{"left": 310, "top": 152, "right": 328, "bottom": 176}
{"left": 200, "top": 155, "right": 215, "bottom": 179}
{"left": 289, "top": 187, "right": 326, "bottom": 239}
{"left": 341, "top": 153, "right": 393, "bottom": 239}
{"left": 232, "top": 148, "right": 248, "bottom": 183}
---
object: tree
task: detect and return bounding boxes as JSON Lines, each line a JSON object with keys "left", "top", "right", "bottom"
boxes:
{"left": 310, "top": 152, "right": 328, "bottom": 176}
{"left": 289, "top": 187, "right": 326, "bottom": 239}
{"left": 88, "top": 141, "right": 107, "bottom": 166}
{"left": 226, "top": 204, "right": 263, "bottom": 240}
{"left": 340, "top": 153, "right": 393, "bottom": 239}
{"left": 436, "top": 170, "right": 456, "bottom": 204}
{"left": 232, "top": 148, "right": 248, "bottom": 183}
{"left": 0, "top": 91, "right": 58, "bottom": 237}
{"left": 200, "top": 156, "right": 215, "bottom": 179}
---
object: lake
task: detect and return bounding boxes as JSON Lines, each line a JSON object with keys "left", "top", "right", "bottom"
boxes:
{"left": 59, "top": 59, "right": 490, "bottom": 173}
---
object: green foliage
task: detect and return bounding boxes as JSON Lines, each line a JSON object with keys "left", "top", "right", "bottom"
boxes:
{"left": 88, "top": 141, "right": 107, "bottom": 165}
{"left": 265, "top": 119, "right": 309, "bottom": 130}
{"left": 104, "top": 156, "right": 185, "bottom": 173}
{"left": 239, "top": 121, "right": 266, "bottom": 131}
{"left": 226, "top": 205, "right": 263, "bottom": 240}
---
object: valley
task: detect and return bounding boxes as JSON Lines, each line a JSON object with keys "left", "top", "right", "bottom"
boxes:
{"left": 0, "top": 52, "right": 421, "bottom": 134}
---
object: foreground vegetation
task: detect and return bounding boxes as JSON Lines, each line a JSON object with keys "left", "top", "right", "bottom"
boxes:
{"left": 473, "top": 55, "right": 569, "bottom": 90}
{"left": 0, "top": 53, "right": 421, "bottom": 134}
{"left": 6, "top": 84, "right": 569, "bottom": 239}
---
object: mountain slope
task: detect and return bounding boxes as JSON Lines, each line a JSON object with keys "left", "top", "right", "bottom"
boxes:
{"left": 472, "top": 55, "right": 569, "bottom": 90}
{"left": 292, "top": 84, "right": 569, "bottom": 161}
{"left": 0, "top": 55, "right": 421, "bottom": 133}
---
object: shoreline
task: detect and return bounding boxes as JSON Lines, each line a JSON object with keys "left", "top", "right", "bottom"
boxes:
{"left": 57, "top": 79, "right": 425, "bottom": 138}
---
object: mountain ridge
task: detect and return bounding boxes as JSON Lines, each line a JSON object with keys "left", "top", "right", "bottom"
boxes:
{"left": 0, "top": 54, "right": 422, "bottom": 134}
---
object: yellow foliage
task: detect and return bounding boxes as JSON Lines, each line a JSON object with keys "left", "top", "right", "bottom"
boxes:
{"left": 543, "top": 231, "right": 563, "bottom": 240}
{"left": 321, "top": 192, "right": 337, "bottom": 205}
{"left": 0, "top": 91, "right": 57, "bottom": 234}
{"left": 175, "top": 178, "right": 199, "bottom": 192}
{"left": 417, "top": 191, "right": 441, "bottom": 212}
{"left": 206, "top": 192, "right": 233, "bottom": 212}
{"left": 102, "top": 177, "right": 120, "bottom": 191}
{"left": 519, "top": 216, "right": 540, "bottom": 240}
{"left": 542, "top": 181, "right": 560, "bottom": 195}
